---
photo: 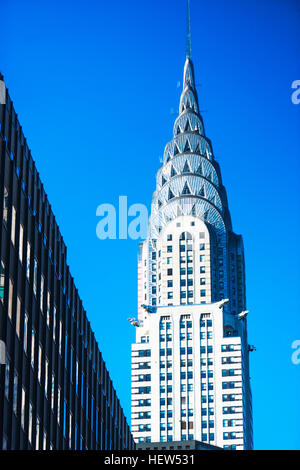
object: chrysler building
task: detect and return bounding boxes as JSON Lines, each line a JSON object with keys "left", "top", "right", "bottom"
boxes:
{"left": 131, "top": 1, "right": 253, "bottom": 450}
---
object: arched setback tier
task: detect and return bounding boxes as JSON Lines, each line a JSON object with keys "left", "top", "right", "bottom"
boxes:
{"left": 152, "top": 177, "right": 223, "bottom": 214}
{"left": 173, "top": 110, "right": 205, "bottom": 137}
{"left": 163, "top": 133, "right": 213, "bottom": 164}
{"left": 156, "top": 154, "right": 220, "bottom": 190}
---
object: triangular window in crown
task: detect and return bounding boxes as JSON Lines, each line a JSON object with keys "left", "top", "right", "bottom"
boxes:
{"left": 184, "top": 139, "right": 191, "bottom": 153}
{"left": 168, "top": 188, "right": 175, "bottom": 200}
{"left": 199, "top": 185, "right": 205, "bottom": 197}
{"left": 207, "top": 171, "right": 213, "bottom": 182}
{"left": 194, "top": 141, "right": 201, "bottom": 154}
{"left": 184, "top": 119, "right": 191, "bottom": 132}
{"left": 173, "top": 143, "right": 180, "bottom": 156}
{"left": 161, "top": 175, "right": 167, "bottom": 186}
{"left": 176, "top": 126, "right": 181, "bottom": 136}
{"left": 195, "top": 163, "right": 203, "bottom": 175}
{"left": 170, "top": 165, "right": 177, "bottom": 177}
{"left": 182, "top": 160, "right": 191, "bottom": 174}
{"left": 182, "top": 182, "right": 191, "bottom": 195}
{"left": 166, "top": 152, "right": 171, "bottom": 163}
{"left": 158, "top": 199, "right": 162, "bottom": 208}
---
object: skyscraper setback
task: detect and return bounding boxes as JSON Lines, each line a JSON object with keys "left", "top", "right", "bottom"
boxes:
{"left": 131, "top": 4, "right": 253, "bottom": 450}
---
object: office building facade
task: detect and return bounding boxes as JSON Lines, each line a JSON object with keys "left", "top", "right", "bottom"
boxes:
{"left": 0, "top": 74, "right": 134, "bottom": 450}
{"left": 131, "top": 7, "right": 253, "bottom": 450}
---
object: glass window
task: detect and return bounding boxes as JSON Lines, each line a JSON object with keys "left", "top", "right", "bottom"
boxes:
{"left": 24, "top": 312, "right": 28, "bottom": 354}
{"left": 36, "top": 417, "right": 40, "bottom": 450}
{"left": 33, "top": 259, "right": 38, "bottom": 295}
{"left": 8, "top": 279, "right": 13, "bottom": 319}
{"left": 53, "top": 306, "right": 57, "bottom": 341}
{"left": 45, "top": 359, "right": 49, "bottom": 396}
{"left": 40, "top": 275, "right": 44, "bottom": 312}
{"left": 29, "top": 402, "right": 33, "bottom": 443}
{"left": 19, "top": 225, "right": 24, "bottom": 262}
{"left": 13, "top": 371, "right": 18, "bottom": 415}
{"left": 38, "top": 344, "right": 42, "bottom": 382}
{"left": 47, "top": 292, "right": 51, "bottom": 326}
{"left": 21, "top": 387, "right": 26, "bottom": 429}
{"left": 11, "top": 206, "right": 16, "bottom": 246}
{"left": 31, "top": 329, "right": 36, "bottom": 368}
{"left": 0, "top": 260, "right": 5, "bottom": 302}
{"left": 16, "top": 297, "right": 21, "bottom": 337}
{"left": 5, "top": 355, "right": 10, "bottom": 398}
{"left": 3, "top": 187, "right": 8, "bottom": 224}
{"left": 26, "top": 241, "right": 31, "bottom": 279}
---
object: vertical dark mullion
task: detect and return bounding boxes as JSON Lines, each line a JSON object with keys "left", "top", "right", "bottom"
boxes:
{"left": 0, "top": 156, "right": 7, "bottom": 334}
{"left": 14, "top": 143, "right": 23, "bottom": 450}
{"left": 6, "top": 144, "right": 17, "bottom": 450}
{"left": 40, "top": 194, "right": 46, "bottom": 446}
{"left": 56, "top": 274, "right": 62, "bottom": 450}
{"left": 0, "top": 117, "right": 8, "bottom": 450}
{"left": 31, "top": 199, "right": 39, "bottom": 451}
{"left": 23, "top": 163, "right": 32, "bottom": 450}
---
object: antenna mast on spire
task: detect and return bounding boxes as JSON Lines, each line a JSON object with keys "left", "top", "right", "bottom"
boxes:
{"left": 186, "top": 0, "right": 192, "bottom": 59}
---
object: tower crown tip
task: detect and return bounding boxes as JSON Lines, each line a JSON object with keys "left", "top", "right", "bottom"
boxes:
{"left": 186, "top": 0, "right": 192, "bottom": 59}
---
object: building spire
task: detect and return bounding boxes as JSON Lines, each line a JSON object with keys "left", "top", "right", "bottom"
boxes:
{"left": 186, "top": 0, "right": 192, "bottom": 59}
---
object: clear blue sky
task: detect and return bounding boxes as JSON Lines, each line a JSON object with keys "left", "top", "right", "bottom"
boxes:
{"left": 2, "top": 0, "right": 300, "bottom": 450}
